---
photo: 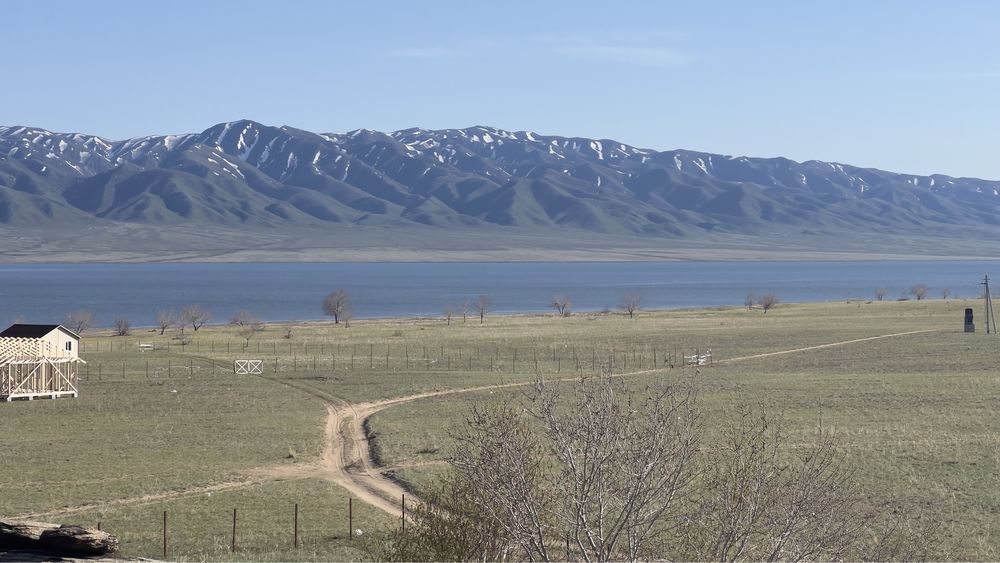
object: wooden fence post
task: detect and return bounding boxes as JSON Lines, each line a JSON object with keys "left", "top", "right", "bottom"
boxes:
{"left": 294, "top": 503, "right": 299, "bottom": 549}
{"left": 162, "top": 510, "right": 167, "bottom": 559}
{"left": 231, "top": 508, "right": 237, "bottom": 552}
{"left": 349, "top": 498, "right": 353, "bottom": 540}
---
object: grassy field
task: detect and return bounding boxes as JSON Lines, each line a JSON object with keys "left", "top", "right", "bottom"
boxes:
{"left": 2, "top": 298, "right": 999, "bottom": 559}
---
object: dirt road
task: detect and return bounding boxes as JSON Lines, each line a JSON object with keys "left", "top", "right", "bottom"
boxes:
{"left": 15, "top": 329, "right": 935, "bottom": 520}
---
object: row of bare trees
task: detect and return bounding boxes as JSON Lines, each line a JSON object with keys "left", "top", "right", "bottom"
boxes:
{"left": 63, "top": 304, "right": 214, "bottom": 338}
{"left": 875, "top": 284, "right": 952, "bottom": 301}
{"left": 370, "top": 374, "right": 939, "bottom": 562}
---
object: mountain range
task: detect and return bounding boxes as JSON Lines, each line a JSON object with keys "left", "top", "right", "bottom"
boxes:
{"left": 1, "top": 120, "right": 998, "bottom": 261}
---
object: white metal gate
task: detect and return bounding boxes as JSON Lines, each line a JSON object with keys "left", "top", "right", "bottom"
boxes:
{"left": 234, "top": 359, "right": 263, "bottom": 375}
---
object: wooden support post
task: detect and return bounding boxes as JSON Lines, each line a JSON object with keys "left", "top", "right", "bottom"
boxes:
{"left": 401, "top": 494, "right": 406, "bottom": 533}
{"left": 231, "top": 508, "right": 237, "bottom": 552}
{"left": 294, "top": 503, "right": 299, "bottom": 549}
{"left": 370, "top": 344, "right": 374, "bottom": 369}
{"left": 349, "top": 497, "right": 353, "bottom": 540}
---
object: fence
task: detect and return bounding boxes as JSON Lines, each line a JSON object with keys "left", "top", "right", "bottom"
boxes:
{"left": 97, "top": 496, "right": 403, "bottom": 559}
{"left": 76, "top": 344, "right": 706, "bottom": 382}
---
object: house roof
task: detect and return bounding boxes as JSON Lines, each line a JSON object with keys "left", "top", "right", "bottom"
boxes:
{"left": 0, "top": 324, "right": 80, "bottom": 340}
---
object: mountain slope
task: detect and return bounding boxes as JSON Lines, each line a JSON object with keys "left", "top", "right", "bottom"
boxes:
{"left": 1, "top": 121, "right": 998, "bottom": 256}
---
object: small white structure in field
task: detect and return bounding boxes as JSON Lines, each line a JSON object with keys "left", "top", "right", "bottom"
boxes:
{"left": 0, "top": 324, "right": 83, "bottom": 401}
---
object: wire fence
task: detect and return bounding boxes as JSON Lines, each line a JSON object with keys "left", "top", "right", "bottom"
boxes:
{"left": 95, "top": 497, "right": 399, "bottom": 559}
{"left": 77, "top": 344, "right": 697, "bottom": 381}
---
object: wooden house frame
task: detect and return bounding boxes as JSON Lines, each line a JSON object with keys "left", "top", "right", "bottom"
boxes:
{"left": 0, "top": 325, "right": 84, "bottom": 402}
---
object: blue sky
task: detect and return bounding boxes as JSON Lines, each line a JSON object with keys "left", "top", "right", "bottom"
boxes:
{"left": 4, "top": 1, "right": 999, "bottom": 179}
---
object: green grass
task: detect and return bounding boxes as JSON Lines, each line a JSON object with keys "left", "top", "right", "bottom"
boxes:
{"left": 65, "top": 479, "right": 396, "bottom": 561}
{"left": 0, "top": 376, "right": 325, "bottom": 515}
{"left": 3, "top": 298, "right": 1000, "bottom": 559}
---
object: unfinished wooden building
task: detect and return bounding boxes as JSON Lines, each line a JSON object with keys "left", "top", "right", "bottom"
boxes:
{"left": 0, "top": 324, "right": 83, "bottom": 402}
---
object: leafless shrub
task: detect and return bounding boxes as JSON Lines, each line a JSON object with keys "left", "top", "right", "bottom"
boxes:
{"left": 620, "top": 293, "right": 642, "bottom": 318}
{"left": 550, "top": 294, "right": 572, "bottom": 317}
{"left": 940, "top": 287, "right": 951, "bottom": 299}
{"left": 64, "top": 310, "right": 94, "bottom": 335}
{"left": 239, "top": 317, "right": 265, "bottom": 349}
{"left": 875, "top": 287, "right": 887, "bottom": 301}
{"left": 113, "top": 317, "right": 131, "bottom": 336}
{"left": 229, "top": 309, "right": 254, "bottom": 326}
{"left": 745, "top": 292, "right": 756, "bottom": 310}
{"left": 680, "top": 402, "right": 940, "bottom": 561}
{"left": 155, "top": 309, "right": 174, "bottom": 335}
{"left": 181, "top": 304, "right": 211, "bottom": 331}
{"left": 375, "top": 373, "right": 699, "bottom": 561}
{"left": 373, "top": 378, "right": 940, "bottom": 562}
{"left": 443, "top": 305, "right": 455, "bottom": 326}
{"left": 910, "top": 284, "right": 929, "bottom": 301}
{"left": 758, "top": 292, "right": 779, "bottom": 314}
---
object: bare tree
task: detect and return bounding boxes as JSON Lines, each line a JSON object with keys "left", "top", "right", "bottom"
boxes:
{"left": 758, "top": 293, "right": 779, "bottom": 314}
{"left": 940, "top": 287, "right": 951, "bottom": 299}
{"left": 374, "top": 373, "right": 699, "bottom": 562}
{"left": 229, "top": 309, "right": 255, "bottom": 327}
{"left": 322, "top": 289, "right": 352, "bottom": 324}
{"left": 910, "top": 284, "right": 929, "bottom": 301}
{"left": 475, "top": 295, "right": 493, "bottom": 324}
{"left": 113, "top": 317, "right": 131, "bottom": 336}
{"left": 460, "top": 299, "right": 470, "bottom": 323}
{"left": 239, "top": 317, "right": 265, "bottom": 350}
{"left": 181, "top": 304, "right": 211, "bottom": 331}
{"left": 443, "top": 304, "right": 455, "bottom": 326}
{"left": 875, "top": 288, "right": 887, "bottom": 301}
{"left": 620, "top": 293, "right": 642, "bottom": 318}
{"left": 550, "top": 294, "right": 572, "bottom": 317}
{"left": 155, "top": 309, "right": 175, "bottom": 335}
{"left": 744, "top": 292, "right": 756, "bottom": 310}
{"left": 64, "top": 310, "right": 94, "bottom": 335}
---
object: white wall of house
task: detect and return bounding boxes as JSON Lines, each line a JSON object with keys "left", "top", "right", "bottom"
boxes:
{"left": 40, "top": 328, "right": 79, "bottom": 359}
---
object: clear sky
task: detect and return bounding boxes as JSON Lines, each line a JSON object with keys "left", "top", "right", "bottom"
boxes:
{"left": 5, "top": 1, "right": 999, "bottom": 179}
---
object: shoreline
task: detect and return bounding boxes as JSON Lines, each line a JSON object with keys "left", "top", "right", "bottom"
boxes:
{"left": 82, "top": 297, "right": 973, "bottom": 335}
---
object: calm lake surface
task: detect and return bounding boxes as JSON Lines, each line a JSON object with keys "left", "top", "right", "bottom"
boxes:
{"left": 1, "top": 261, "right": 997, "bottom": 327}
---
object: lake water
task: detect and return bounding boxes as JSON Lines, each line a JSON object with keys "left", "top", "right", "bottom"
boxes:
{"left": 0, "top": 261, "right": 996, "bottom": 327}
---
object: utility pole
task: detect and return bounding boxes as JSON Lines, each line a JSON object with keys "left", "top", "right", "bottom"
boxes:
{"left": 982, "top": 275, "right": 997, "bottom": 334}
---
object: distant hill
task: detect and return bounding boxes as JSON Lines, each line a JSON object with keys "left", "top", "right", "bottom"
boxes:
{"left": 1, "top": 120, "right": 998, "bottom": 261}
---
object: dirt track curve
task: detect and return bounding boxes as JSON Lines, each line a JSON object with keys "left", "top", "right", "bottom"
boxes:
{"left": 14, "top": 329, "right": 937, "bottom": 520}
